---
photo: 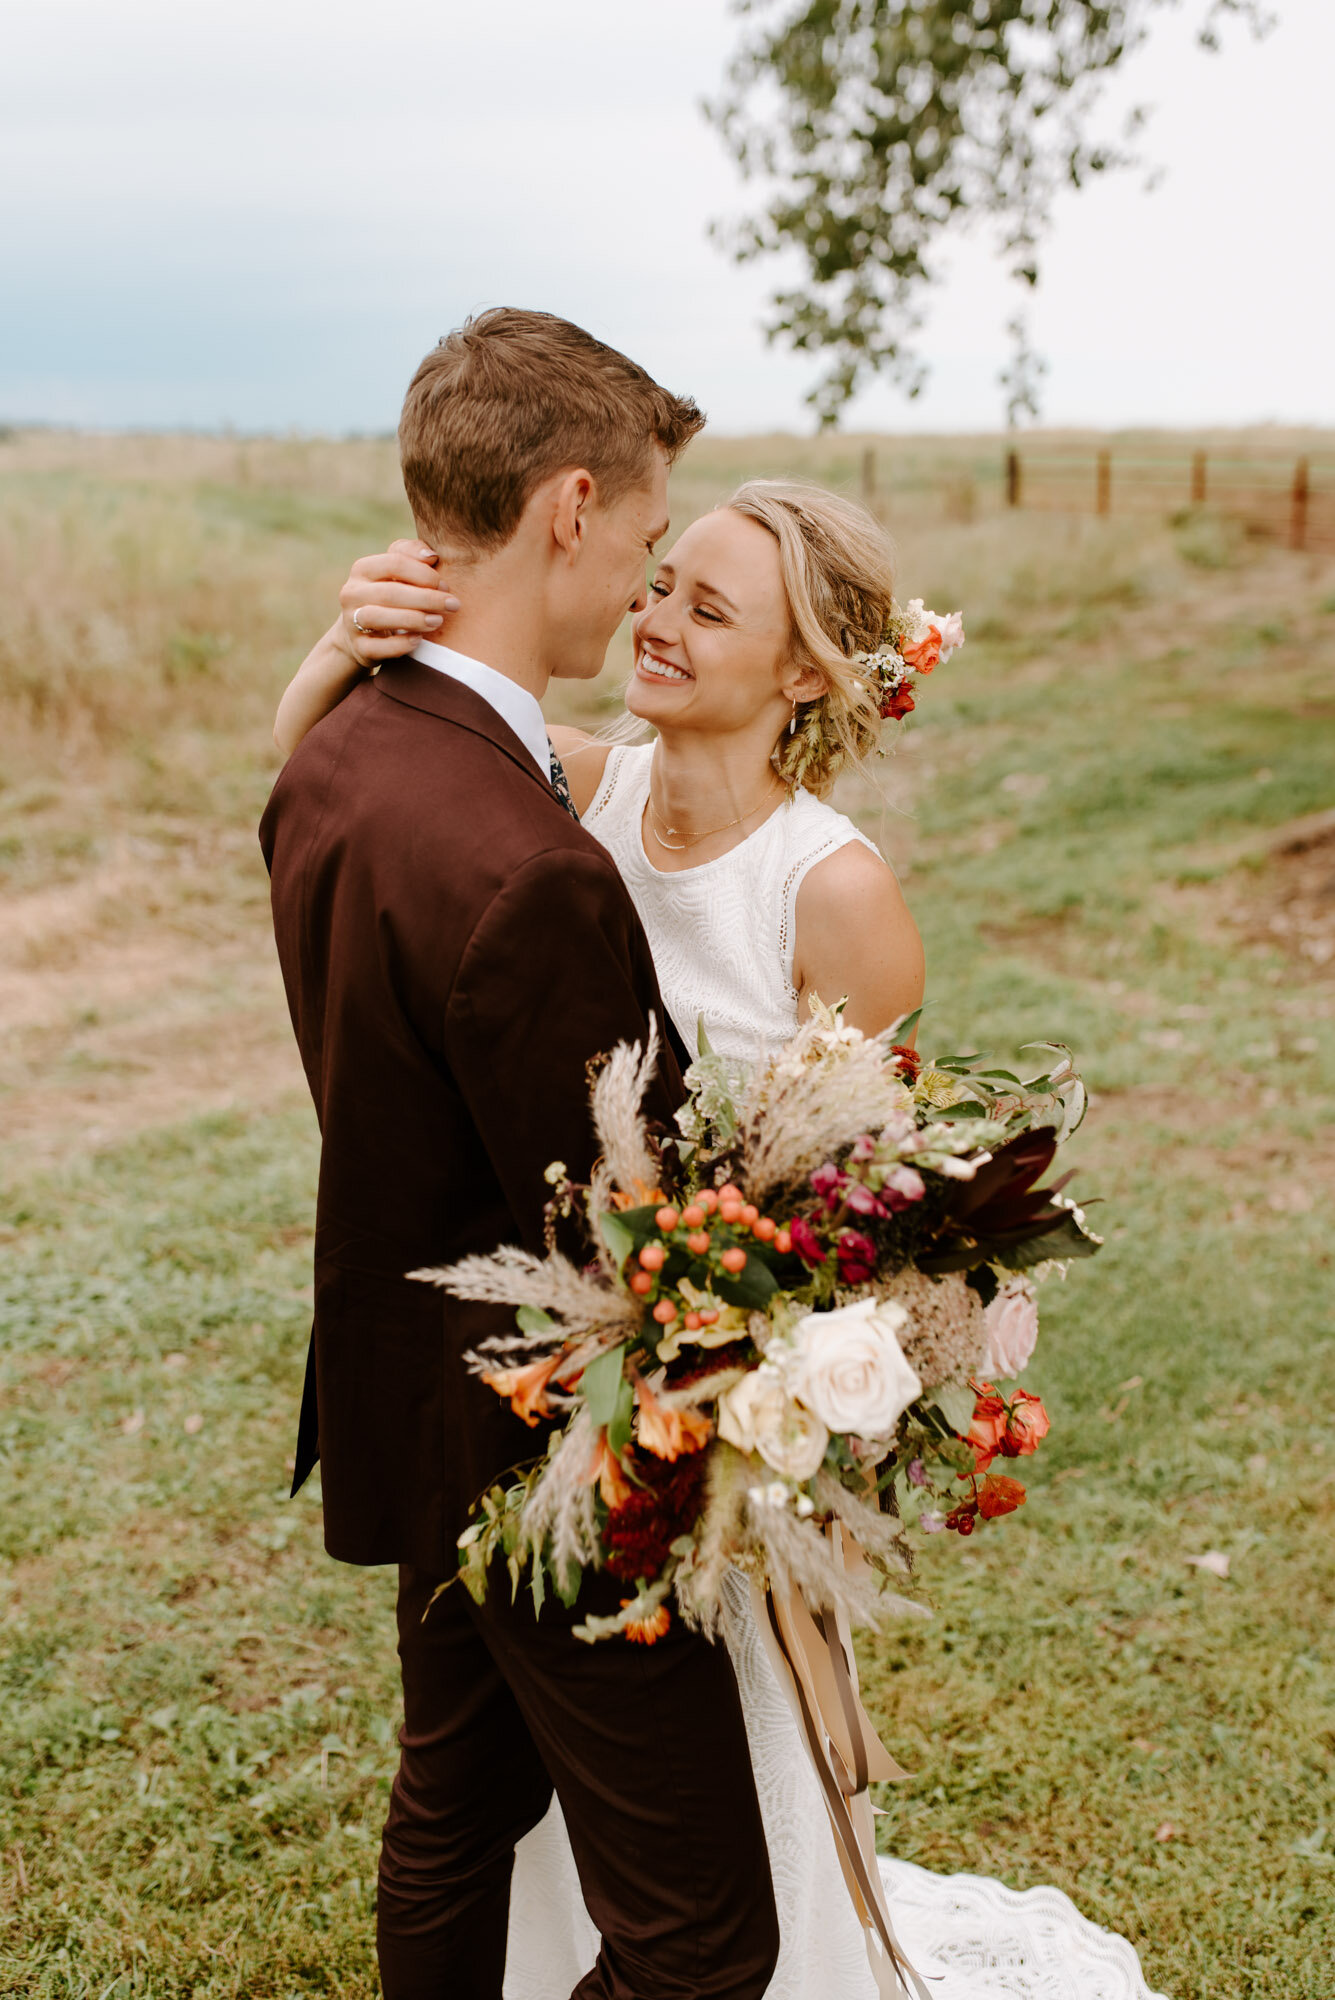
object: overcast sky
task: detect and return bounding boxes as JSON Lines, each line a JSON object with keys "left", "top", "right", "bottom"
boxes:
{"left": 2, "top": 0, "right": 1331, "bottom": 435}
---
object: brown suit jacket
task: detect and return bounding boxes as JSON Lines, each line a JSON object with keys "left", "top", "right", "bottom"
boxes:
{"left": 259, "top": 658, "right": 681, "bottom": 1571}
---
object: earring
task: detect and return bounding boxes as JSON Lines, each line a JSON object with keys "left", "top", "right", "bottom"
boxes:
{"left": 788, "top": 697, "right": 797, "bottom": 737}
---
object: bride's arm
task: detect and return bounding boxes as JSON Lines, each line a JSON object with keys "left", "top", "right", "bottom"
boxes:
{"left": 794, "top": 845, "right": 925, "bottom": 1041}
{"left": 273, "top": 541, "right": 458, "bottom": 756}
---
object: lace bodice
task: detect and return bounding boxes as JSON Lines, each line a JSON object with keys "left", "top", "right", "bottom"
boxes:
{"left": 582, "top": 742, "right": 879, "bottom": 1062}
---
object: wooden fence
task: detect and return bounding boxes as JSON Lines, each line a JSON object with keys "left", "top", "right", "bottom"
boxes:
{"left": 999, "top": 447, "right": 1335, "bottom": 552}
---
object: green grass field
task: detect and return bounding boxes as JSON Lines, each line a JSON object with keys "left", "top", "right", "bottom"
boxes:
{"left": 1, "top": 428, "right": 1333, "bottom": 1996}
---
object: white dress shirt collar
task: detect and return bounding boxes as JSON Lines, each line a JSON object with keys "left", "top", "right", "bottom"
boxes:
{"left": 412, "top": 639, "right": 550, "bottom": 779}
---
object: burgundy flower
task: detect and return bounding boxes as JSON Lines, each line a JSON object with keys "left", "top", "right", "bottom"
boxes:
{"left": 881, "top": 686, "right": 915, "bottom": 721}
{"left": 889, "top": 1044, "right": 921, "bottom": 1084}
{"left": 836, "top": 1230, "right": 877, "bottom": 1285}
{"left": 789, "top": 1216, "right": 828, "bottom": 1268}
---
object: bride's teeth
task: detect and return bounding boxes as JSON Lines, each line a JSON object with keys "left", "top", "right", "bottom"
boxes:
{"left": 644, "top": 654, "right": 688, "bottom": 681}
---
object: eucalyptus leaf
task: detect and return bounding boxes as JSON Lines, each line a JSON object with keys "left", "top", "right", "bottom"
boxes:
{"left": 598, "top": 1211, "right": 635, "bottom": 1270}
{"left": 516, "top": 1305, "right": 555, "bottom": 1337}
{"left": 581, "top": 1343, "right": 629, "bottom": 1430}
{"left": 930, "top": 1380, "right": 977, "bottom": 1437}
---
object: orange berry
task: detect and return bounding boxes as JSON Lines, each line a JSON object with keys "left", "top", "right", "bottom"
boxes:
{"left": 720, "top": 1247, "right": 747, "bottom": 1275}
{"left": 719, "top": 1200, "right": 744, "bottom": 1225}
{"left": 638, "top": 1243, "right": 666, "bottom": 1273}
{"left": 679, "top": 1203, "right": 706, "bottom": 1229}
{"left": 699, "top": 1308, "right": 720, "bottom": 1326}
{"left": 740, "top": 1203, "right": 759, "bottom": 1227}
{"left": 652, "top": 1298, "right": 678, "bottom": 1325}
{"left": 774, "top": 1228, "right": 793, "bottom": 1256}
{"left": 718, "top": 1184, "right": 743, "bottom": 1204}
{"left": 683, "top": 1312, "right": 703, "bottom": 1331}
{"left": 696, "top": 1190, "right": 719, "bottom": 1214}
{"left": 753, "top": 1217, "right": 777, "bottom": 1242}
{"left": 686, "top": 1230, "right": 711, "bottom": 1255}
{"left": 630, "top": 1271, "right": 654, "bottom": 1296}
{"left": 655, "top": 1206, "right": 681, "bottom": 1232}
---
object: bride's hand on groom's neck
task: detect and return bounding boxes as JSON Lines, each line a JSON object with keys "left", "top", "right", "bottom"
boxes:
{"left": 336, "top": 540, "right": 460, "bottom": 669}
{"left": 273, "top": 542, "right": 461, "bottom": 758}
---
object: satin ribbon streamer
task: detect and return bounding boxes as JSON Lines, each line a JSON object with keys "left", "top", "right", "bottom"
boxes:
{"left": 751, "top": 1524, "right": 934, "bottom": 2000}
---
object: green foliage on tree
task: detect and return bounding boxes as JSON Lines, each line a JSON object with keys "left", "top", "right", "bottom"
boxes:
{"left": 709, "top": 0, "right": 1272, "bottom": 425}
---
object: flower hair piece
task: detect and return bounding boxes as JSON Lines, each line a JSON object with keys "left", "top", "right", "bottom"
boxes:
{"left": 858, "top": 599, "right": 965, "bottom": 723}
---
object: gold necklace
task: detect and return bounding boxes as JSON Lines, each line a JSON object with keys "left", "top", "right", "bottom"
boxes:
{"left": 647, "top": 778, "right": 781, "bottom": 852}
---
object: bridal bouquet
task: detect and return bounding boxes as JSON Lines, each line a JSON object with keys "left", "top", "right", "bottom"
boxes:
{"left": 415, "top": 1006, "right": 1100, "bottom": 1645}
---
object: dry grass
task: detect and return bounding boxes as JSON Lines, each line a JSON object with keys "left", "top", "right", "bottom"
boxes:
{"left": 2, "top": 428, "right": 1334, "bottom": 1997}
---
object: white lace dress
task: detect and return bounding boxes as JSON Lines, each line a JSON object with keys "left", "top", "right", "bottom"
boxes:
{"left": 504, "top": 743, "right": 1165, "bottom": 2000}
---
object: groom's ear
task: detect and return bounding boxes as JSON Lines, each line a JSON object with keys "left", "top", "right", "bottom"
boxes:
{"left": 550, "top": 469, "right": 597, "bottom": 560}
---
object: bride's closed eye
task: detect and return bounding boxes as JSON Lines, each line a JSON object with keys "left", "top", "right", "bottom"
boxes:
{"left": 649, "top": 579, "right": 725, "bottom": 624}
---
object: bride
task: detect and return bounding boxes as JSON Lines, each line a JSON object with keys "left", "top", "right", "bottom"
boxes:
{"left": 278, "top": 481, "right": 1164, "bottom": 2000}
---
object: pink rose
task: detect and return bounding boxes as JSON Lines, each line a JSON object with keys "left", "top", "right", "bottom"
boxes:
{"left": 982, "top": 1278, "right": 1039, "bottom": 1379}
{"left": 936, "top": 611, "right": 965, "bottom": 661}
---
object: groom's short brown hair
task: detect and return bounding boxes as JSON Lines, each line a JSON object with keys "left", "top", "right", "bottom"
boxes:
{"left": 400, "top": 309, "right": 704, "bottom": 553}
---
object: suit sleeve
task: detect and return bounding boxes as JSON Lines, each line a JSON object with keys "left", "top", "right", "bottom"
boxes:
{"left": 444, "top": 848, "right": 683, "bottom": 1250}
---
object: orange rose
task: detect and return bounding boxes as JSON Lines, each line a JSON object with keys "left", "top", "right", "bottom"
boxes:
{"left": 999, "top": 1390, "right": 1050, "bottom": 1459}
{"left": 976, "top": 1473, "right": 1026, "bottom": 1519}
{"left": 900, "top": 626, "right": 942, "bottom": 673}
{"left": 481, "top": 1353, "right": 562, "bottom": 1427}
{"left": 966, "top": 1384, "right": 1009, "bottom": 1471}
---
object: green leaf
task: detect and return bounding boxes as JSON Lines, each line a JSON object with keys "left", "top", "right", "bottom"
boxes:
{"left": 890, "top": 1006, "right": 923, "bottom": 1041}
{"left": 581, "top": 1343, "right": 629, "bottom": 1429}
{"left": 516, "top": 1305, "right": 555, "bottom": 1337}
{"left": 598, "top": 1211, "right": 636, "bottom": 1269}
{"left": 606, "top": 1374, "right": 635, "bottom": 1457}
{"left": 715, "top": 1252, "right": 778, "bottom": 1309}
{"left": 930, "top": 1380, "right": 977, "bottom": 1437}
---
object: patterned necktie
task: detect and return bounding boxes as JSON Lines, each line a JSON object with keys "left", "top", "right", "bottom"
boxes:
{"left": 549, "top": 745, "right": 581, "bottom": 822}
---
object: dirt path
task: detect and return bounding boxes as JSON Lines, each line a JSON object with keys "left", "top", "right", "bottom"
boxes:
{"left": 0, "top": 838, "right": 306, "bottom": 1173}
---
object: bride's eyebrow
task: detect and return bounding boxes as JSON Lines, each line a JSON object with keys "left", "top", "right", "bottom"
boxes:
{"left": 694, "top": 579, "right": 740, "bottom": 614}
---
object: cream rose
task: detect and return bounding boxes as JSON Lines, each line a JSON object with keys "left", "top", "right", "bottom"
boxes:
{"left": 982, "top": 1277, "right": 1039, "bottom": 1379}
{"left": 718, "top": 1368, "right": 829, "bottom": 1481}
{"left": 788, "top": 1297, "right": 922, "bottom": 1443}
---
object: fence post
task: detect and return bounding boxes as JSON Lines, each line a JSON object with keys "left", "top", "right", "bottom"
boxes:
{"left": 1290, "top": 457, "right": 1309, "bottom": 551}
{"left": 861, "top": 445, "right": 876, "bottom": 505}
{"left": 1006, "top": 449, "right": 1021, "bottom": 508}
{"left": 1191, "top": 451, "right": 1207, "bottom": 506}
{"left": 1096, "top": 450, "right": 1112, "bottom": 517}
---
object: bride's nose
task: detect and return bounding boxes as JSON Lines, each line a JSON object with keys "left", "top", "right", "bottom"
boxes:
{"left": 633, "top": 599, "right": 671, "bottom": 650}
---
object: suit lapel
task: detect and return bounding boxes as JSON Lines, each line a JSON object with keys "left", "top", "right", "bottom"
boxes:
{"left": 373, "top": 657, "right": 555, "bottom": 802}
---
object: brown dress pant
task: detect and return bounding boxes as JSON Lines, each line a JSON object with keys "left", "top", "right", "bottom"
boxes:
{"left": 377, "top": 1566, "right": 780, "bottom": 2000}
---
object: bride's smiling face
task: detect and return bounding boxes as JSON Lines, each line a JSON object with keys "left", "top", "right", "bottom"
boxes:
{"left": 627, "top": 508, "right": 819, "bottom": 739}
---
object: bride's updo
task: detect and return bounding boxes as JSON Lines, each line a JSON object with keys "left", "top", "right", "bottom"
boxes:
{"left": 726, "top": 480, "right": 896, "bottom": 800}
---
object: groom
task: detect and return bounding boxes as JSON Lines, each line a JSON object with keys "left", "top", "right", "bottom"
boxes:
{"left": 260, "top": 311, "right": 779, "bottom": 2000}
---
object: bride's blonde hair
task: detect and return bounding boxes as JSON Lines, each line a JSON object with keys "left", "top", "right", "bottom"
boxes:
{"left": 725, "top": 480, "right": 896, "bottom": 800}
